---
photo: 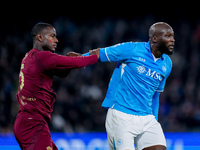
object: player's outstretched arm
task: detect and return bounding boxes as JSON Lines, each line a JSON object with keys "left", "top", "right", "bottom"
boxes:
{"left": 57, "top": 55, "right": 98, "bottom": 69}
{"left": 54, "top": 51, "right": 99, "bottom": 78}
{"left": 83, "top": 43, "right": 133, "bottom": 62}
{"left": 54, "top": 52, "right": 83, "bottom": 78}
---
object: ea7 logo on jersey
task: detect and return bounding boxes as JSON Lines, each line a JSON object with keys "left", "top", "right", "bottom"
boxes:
{"left": 137, "top": 66, "right": 163, "bottom": 81}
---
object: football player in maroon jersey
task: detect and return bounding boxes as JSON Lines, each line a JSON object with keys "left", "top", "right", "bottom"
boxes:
{"left": 14, "top": 23, "right": 99, "bottom": 150}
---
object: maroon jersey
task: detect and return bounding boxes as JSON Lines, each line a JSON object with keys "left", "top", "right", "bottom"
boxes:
{"left": 17, "top": 48, "right": 98, "bottom": 122}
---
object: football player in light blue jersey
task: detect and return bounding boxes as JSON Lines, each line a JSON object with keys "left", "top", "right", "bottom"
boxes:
{"left": 84, "top": 22, "right": 175, "bottom": 150}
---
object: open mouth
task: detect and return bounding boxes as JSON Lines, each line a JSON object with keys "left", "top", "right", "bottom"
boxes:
{"left": 53, "top": 44, "right": 57, "bottom": 48}
{"left": 169, "top": 45, "right": 174, "bottom": 50}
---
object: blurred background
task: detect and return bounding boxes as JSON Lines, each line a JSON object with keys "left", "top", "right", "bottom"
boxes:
{"left": 0, "top": 4, "right": 200, "bottom": 135}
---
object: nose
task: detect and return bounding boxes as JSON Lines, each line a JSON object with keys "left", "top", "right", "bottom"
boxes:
{"left": 172, "top": 37, "right": 175, "bottom": 42}
{"left": 55, "top": 37, "right": 58, "bottom": 43}
{"left": 169, "top": 36, "right": 175, "bottom": 44}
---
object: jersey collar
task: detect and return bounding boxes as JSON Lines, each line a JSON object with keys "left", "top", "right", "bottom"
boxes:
{"left": 145, "top": 41, "right": 151, "bottom": 51}
{"left": 145, "top": 41, "right": 164, "bottom": 61}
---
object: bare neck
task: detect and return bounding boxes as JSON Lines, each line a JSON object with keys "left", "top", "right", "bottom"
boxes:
{"left": 150, "top": 42, "right": 163, "bottom": 58}
{"left": 33, "top": 42, "right": 44, "bottom": 51}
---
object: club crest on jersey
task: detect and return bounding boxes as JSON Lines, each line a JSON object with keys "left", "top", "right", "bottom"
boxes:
{"left": 116, "top": 139, "right": 123, "bottom": 146}
{"left": 137, "top": 66, "right": 146, "bottom": 74}
{"left": 137, "top": 65, "right": 163, "bottom": 81}
{"left": 162, "top": 66, "right": 166, "bottom": 72}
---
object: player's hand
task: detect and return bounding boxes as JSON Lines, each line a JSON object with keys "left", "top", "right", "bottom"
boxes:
{"left": 89, "top": 48, "right": 100, "bottom": 59}
{"left": 66, "top": 52, "right": 82, "bottom": 56}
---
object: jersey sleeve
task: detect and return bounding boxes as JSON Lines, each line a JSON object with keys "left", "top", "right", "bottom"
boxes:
{"left": 99, "top": 42, "right": 135, "bottom": 62}
{"left": 156, "top": 77, "right": 167, "bottom": 92}
{"left": 35, "top": 51, "right": 60, "bottom": 70}
{"left": 56, "top": 55, "right": 98, "bottom": 69}
{"left": 36, "top": 51, "right": 98, "bottom": 70}
{"left": 151, "top": 91, "right": 160, "bottom": 120}
{"left": 102, "top": 62, "right": 121, "bottom": 108}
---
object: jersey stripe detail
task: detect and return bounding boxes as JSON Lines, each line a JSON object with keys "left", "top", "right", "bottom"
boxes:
{"left": 105, "top": 48, "right": 111, "bottom": 62}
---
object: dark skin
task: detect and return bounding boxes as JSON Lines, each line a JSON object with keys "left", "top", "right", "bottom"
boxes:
{"left": 89, "top": 22, "right": 174, "bottom": 150}
{"left": 33, "top": 26, "right": 58, "bottom": 52}
{"left": 149, "top": 22, "right": 175, "bottom": 58}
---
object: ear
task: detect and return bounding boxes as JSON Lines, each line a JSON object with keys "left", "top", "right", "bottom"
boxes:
{"left": 36, "top": 34, "right": 43, "bottom": 42}
{"left": 152, "top": 36, "right": 158, "bottom": 43}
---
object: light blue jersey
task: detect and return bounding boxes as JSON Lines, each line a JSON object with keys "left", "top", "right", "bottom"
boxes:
{"left": 100, "top": 42, "right": 172, "bottom": 116}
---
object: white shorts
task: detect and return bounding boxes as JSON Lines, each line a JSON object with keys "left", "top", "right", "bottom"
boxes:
{"left": 106, "top": 108, "right": 166, "bottom": 150}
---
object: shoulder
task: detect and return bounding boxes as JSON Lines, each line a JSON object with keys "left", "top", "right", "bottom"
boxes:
{"left": 117, "top": 41, "right": 146, "bottom": 47}
{"left": 35, "top": 50, "right": 60, "bottom": 59}
{"left": 30, "top": 49, "right": 53, "bottom": 56}
{"left": 33, "top": 49, "right": 60, "bottom": 65}
{"left": 126, "top": 42, "right": 149, "bottom": 53}
{"left": 110, "top": 41, "right": 134, "bottom": 49}
{"left": 38, "top": 50, "right": 56, "bottom": 56}
{"left": 130, "top": 41, "right": 148, "bottom": 49}
{"left": 113, "top": 41, "right": 147, "bottom": 51}
{"left": 103, "top": 41, "right": 145, "bottom": 50}
{"left": 163, "top": 54, "right": 172, "bottom": 66}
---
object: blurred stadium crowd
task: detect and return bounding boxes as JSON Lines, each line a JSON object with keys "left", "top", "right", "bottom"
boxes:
{"left": 0, "top": 15, "right": 200, "bottom": 133}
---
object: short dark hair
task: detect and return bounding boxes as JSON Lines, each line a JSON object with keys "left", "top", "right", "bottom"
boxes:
{"left": 31, "top": 22, "right": 53, "bottom": 41}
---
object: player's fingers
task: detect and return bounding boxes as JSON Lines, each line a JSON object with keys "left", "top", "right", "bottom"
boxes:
{"left": 89, "top": 49, "right": 100, "bottom": 58}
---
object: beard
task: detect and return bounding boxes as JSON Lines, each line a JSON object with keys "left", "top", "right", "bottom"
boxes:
{"left": 157, "top": 41, "right": 174, "bottom": 55}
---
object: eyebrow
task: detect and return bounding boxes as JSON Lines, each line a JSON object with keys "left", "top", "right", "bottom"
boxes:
{"left": 50, "top": 32, "right": 57, "bottom": 36}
